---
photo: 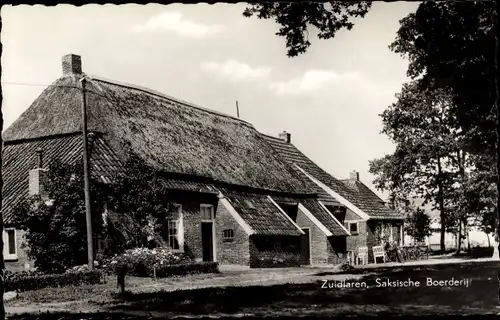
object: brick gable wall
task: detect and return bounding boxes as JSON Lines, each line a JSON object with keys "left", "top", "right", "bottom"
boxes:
{"left": 215, "top": 199, "right": 250, "bottom": 265}
{"left": 295, "top": 208, "right": 327, "bottom": 265}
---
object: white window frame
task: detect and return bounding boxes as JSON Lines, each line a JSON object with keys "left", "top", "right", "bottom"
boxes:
{"left": 348, "top": 222, "right": 359, "bottom": 235}
{"left": 3, "top": 228, "right": 18, "bottom": 261}
{"left": 166, "top": 204, "right": 184, "bottom": 252}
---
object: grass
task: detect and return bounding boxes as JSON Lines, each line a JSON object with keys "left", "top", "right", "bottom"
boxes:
{"left": 6, "top": 260, "right": 499, "bottom": 318}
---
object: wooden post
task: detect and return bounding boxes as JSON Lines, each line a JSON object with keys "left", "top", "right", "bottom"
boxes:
{"left": 80, "top": 78, "right": 94, "bottom": 270}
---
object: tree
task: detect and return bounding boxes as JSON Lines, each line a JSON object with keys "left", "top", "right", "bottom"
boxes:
{"left": 243, "top": 2, "right": 372, "bottom": 57}
{"left": 405, "top": 207, "right": 432, "bottom": 244}
{"left": 389, "top": 0, "right": 498, "bottom": 252}
{"left": 370, "top": 82, "right": 462, "bottom": 252}
{"left": 13, "top": 155, "right": 175, "bottom": 274}
{"left": 14, "top": 160, "right": 108, "bottom": 273}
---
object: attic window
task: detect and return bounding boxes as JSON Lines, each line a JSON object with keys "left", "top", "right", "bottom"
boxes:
{"left": 349, "top": 222, "right": 359, "bottom": 235}
{"left": 223, "top": 229, "right": 234, "bottom": 242}
{"left": 244, "top": 200, "right": 256, "bottom": 210}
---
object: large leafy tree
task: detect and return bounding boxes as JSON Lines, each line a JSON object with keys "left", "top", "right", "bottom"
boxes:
{"left": 389, "top": 1, "right": 498, "bottom": 246}
{"left": 370, "top": 83, "right": 462, "bottom": 252}
{"left": 243, "top": 2, "right": 372, "bottom": 57}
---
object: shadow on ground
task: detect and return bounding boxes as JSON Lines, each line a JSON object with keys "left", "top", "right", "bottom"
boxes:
{"left": 7, "top": 261, "right": 498, "bottom": 318}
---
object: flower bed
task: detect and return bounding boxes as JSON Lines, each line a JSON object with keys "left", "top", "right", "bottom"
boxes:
{"left": 107, "top": 247, "right": 219, "bottom": 277}
{"left": 3, "top": 269, "right": 104, "bottom": 292}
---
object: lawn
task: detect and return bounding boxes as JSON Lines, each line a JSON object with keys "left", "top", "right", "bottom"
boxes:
{"left": 6, "top": 260, "right": 500, "bottom": 318}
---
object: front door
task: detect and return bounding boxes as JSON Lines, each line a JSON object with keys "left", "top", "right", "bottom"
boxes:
{"left": 300, "top": 228, "right": 311, "bottom": 265}
{"left": 201, "top": 222, "right": 214, "bottom": 262}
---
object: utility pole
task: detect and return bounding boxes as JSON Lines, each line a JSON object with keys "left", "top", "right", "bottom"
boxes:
{"left": 236, "top": 101, "right": 240, "bottom": 119}
{"left": 80, "top": 77, "right": 94, "bottom": 270}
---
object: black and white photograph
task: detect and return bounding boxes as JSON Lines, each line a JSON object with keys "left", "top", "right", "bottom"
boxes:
{"left": 0, "top": 1, "right": 498, "bottom": 318}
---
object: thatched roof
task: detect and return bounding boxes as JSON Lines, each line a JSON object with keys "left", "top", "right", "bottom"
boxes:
{"left": 3, "top": 71, "right": 313, "bottom": 194}
{"left": 263, "top": 134, "right": 404, "bottom": 220}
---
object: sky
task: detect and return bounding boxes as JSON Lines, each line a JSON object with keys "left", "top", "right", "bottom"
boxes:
{"left": 1, "top": 2, "right": 420, "bottom": 199}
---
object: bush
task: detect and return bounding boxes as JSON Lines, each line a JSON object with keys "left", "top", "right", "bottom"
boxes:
{"left": 3, "top": 270, "right": 104, "bottom": 292}
{"left": 152, "top": 261, "right": 219, "bottom": 278}
{"left": 107, "top": 247, "right": 210, "bottom": 277}
{"left": 470, "top": 246, "right": 494, "bottom": 258}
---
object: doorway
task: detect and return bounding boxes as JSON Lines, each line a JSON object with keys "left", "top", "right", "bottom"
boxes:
{"left": 201, "top": 222, "right": 214, "bottom": 262}
{"left": 300, "top": 228, "right": 311, "bottom": 265}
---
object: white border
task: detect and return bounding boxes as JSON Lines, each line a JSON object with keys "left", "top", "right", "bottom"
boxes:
{"left": 3, "top": 228, "right": 18, "bottom": 261}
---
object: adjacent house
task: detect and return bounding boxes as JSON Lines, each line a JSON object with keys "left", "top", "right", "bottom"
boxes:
{"left": 264, "top": 133, "right": 406, "bottom": 263}
{"left": 1, "top": 54, "right": 351, "bottom": 270}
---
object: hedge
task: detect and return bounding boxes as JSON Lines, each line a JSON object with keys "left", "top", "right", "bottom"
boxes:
{"left": 3, "top": 270, "right": 104, "bottom": 292}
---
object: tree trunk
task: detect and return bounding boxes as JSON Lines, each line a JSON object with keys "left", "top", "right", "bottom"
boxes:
{"left": 487, "top": 233, "right": 491, "bottom": 248}
{"left": 456, "top": 220, "right": 462, "bottom": 253}
{"left": 437, "top": 157, "right": 446, "bottom": 253}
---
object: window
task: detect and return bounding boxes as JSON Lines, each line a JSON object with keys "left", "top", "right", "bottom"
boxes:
{"left": 166, "top": 205, "right": 183, "bottom": 251}
{"left": 3, "top": 228, "right": 17, "bottom": 260}
{"left": 223, "top": 229, "right": 234, "bottom": 242}
{"left": 200, "top": 204, "right": 214, "bottom": 220}
{"left": 349, "top": 222, "right": 359, "bottom": 235}
{"left": 8, "top": 230, "right": 16, "bottom": 254}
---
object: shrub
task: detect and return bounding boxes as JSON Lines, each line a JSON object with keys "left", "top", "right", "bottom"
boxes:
{"left": 3, "top": 270, "right": 104, "bottom": 292}
{"left": 106, "top": 247, "right": 219, "bottom": 277}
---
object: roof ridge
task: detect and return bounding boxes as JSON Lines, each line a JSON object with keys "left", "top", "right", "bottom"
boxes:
{"left": 87, "top": 74, "right": 254, "bottom": 127}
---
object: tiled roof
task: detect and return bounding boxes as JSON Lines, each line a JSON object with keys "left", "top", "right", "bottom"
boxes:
{"left": 1, "top": 133, "right": 123, "bottom": 224}
{"left": 263, "top": 134, "right": 404, "bottom": 220}
{"left": 220, "top": 189, "right": 303, "bottom": 236}
{"left": 300, "top": 199, "right": 349, "bottom": 236}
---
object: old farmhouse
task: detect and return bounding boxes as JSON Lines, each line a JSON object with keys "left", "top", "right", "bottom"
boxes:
{"left": 264, "top": 134, "right": 405, "bottom": 263}
{"left": 2, "top": 54, "right": 402, "bottom": 269}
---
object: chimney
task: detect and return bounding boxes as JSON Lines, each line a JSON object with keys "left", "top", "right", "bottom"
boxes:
{"left": 62, "top": 54, "right": 82, "bottom": 76}
{"left": 278, "top": 131, "right": 291, "bottom": 143}
{"left": 350, "top": 171, "right": 360, "bottom": 181}
{"left": 29, "top": 150, "right": 49, "bottom": 200}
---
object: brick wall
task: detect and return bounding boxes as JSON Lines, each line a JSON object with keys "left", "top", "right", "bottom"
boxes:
{"left": 345, "top": 220, "right": 368, "bottom": 253}
{"left": 295, "top": 208, "right": 327, "bottom": 265}
{"left": 169, "top": 191, "right": 218, "bottom": 262}
{"left": 249, "top": 236, "right": 300, "bottom": 268}
{"left": 215, "top": 199, "right": 250, "bottom": 265}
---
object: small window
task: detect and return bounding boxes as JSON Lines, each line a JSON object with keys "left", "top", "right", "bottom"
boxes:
{"left": 349, "top": 222, "right": 359, "bottom": 235}
{"left": 223, "top": 229, "right": 234, "bottom": 242}
{"left": 8, "top": 229, "right": 16, "bottom": 255}
{"left": 201, "top": 205, "right": 214, "bottom": 220}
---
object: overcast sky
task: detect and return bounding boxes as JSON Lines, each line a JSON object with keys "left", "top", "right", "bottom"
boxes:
{"left": 1, "top": 3, "right": 419, "bottom": 199}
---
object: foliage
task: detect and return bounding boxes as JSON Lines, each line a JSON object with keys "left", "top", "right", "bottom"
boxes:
{"left": 371, "top": 1, "right": 497, "bottom": 251}
{"left": 3, "top": 269, "right": 103, "bottom": 292}
{"left": 405, "top": 208, "right": 432, "bottom": 243}
{"left": 13, "top": 160, "right": 108, "bottom": 274}
{"left": 243, "top": 2, "right": 372, "bottom": 57}
{"left": 13, "top": 154, "right": 178, "bottom": 274}
{"left": 106, "top": 247, "right": 218, "bottom": 278}
{"left": 104, "top": 155, "right": 178, "bottom": 250}
{"left": 385, "top": 245, "right": 429, "bottom": 263}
